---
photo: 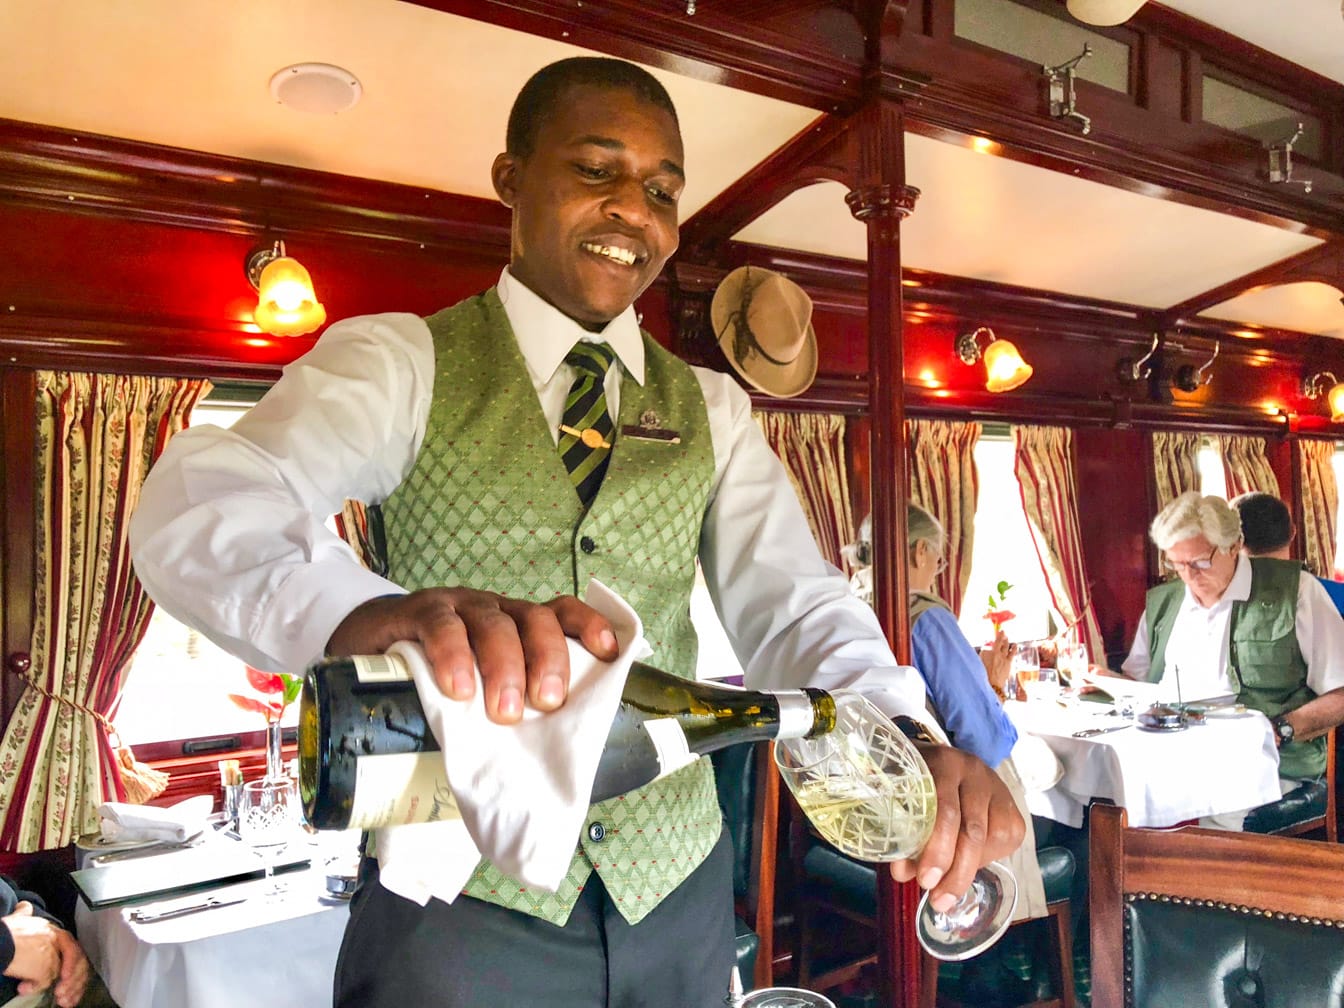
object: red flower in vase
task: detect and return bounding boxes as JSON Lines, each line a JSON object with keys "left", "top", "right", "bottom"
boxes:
{"left": 228, "top": 665, "right": 302, "bottom": 723}
{"left": 984, "top": 580, "right": 1016, "bottom": 635}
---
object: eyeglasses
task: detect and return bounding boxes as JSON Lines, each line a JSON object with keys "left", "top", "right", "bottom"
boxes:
{"left": 1162, "top": 546, "right": 1219, "bottom": 574}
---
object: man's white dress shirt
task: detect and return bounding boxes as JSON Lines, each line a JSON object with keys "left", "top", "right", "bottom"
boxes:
{"left": 130, "top": 269, "right": 929, "bottom": 722}
{"left": 1122, "top": 552, "right": 1344, "bottom": 702}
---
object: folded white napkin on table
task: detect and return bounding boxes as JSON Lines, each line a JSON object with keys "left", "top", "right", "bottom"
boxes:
{"left": 375, "top": 578, "right": 649, "bottom": 906}
{"left": 98, "top": 794, "right": 212, "bottom": 844}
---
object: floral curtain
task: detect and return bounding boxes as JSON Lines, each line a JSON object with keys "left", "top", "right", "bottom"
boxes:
{"left": 753, "top": 411, "right": 854, "bottom": 569}
{"left": 1151, "top": 431, "right": 1200, "bottom": 514}
{"left": 1012, "top": 425, "right": 1106, "bottom": 664}
{"left": 1217, "top": 434, "right": 1280, "bottom": 500}
{"left": 1298, "top": 440, "right": 1339, "bottom": 579}
{"left": 0, "top": 372, "right": 209, "bottom": 852}
{"left": 906, "top": 419, "right": 981, "bottom": 615}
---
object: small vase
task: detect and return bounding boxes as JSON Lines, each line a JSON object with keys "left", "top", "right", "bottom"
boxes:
{"left": 264, "top": 719, "right": 286, "bottom": 784}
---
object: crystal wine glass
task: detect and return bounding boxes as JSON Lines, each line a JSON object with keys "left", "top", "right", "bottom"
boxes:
{"left": 240, "top": 778, "right": 298, "bottom": 900}
{"left": 774, "top": 691, "right": 1017, "bottom": 961}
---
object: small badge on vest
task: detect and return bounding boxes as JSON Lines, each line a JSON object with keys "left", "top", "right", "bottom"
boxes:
{"left": 621, "top": 409, "right": 681, "bottom": 444}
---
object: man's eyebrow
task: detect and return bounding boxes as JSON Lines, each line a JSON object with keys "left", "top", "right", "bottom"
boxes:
{"left": 572, "top": 135, "right": 685, "bottom": 182}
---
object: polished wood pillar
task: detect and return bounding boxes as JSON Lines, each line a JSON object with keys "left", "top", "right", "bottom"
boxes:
{"left": 847, "top": 95, "right": 922, "bottom": 1008}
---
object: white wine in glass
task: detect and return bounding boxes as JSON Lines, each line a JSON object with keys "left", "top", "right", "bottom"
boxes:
{"left": 775, "top": 691, "right": 1017, "bottom": 961}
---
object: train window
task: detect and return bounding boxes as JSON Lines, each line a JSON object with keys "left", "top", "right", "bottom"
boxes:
{"left": 118, "top": 393, "right": 306, "bottom": 754}
{"left": 956, "top": 433, "right": 1063, "bottom": 646}
{"left": 954, "top": 0, "right": 1132, "bottom": 95}
{"left": 1196, "top": 438, "right": 1228, "bottom": 498}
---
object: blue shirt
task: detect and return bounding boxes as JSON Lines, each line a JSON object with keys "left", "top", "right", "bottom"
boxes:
{"left": 1317, "top": 575, "right": 1344, "bottom": 619}
{"left": 910, "top": 605, "right": 1018, "bottom": 767}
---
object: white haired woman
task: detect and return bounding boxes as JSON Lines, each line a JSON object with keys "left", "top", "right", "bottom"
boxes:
{"left": 1121, "top": 490, "right": 1344, "bottom": 829}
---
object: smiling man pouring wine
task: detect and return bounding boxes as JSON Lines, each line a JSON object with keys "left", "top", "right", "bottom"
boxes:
{"left": 130, "top": 57, "right": 1021, "bottom": 1007}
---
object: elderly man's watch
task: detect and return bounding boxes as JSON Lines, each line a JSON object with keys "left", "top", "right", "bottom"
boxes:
{"left": 1272, "top": 716, "right": 1295, "bottom": 747}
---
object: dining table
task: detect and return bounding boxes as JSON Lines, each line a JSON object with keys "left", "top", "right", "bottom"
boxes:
{"left": 75, "top": 828, "right": 360, "bottom": 1008}
{"left": 1005, "top": 678, "right": 1283, "bottom": 829}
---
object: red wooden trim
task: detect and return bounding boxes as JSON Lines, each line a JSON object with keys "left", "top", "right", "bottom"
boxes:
{"left": 1, "top": 369, "right": 35, "bottom": 727}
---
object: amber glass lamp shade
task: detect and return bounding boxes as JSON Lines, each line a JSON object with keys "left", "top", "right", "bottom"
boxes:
{"left": 982, "top": 338, "right": 1033, "bottom": 393}
{"left": 1328, "top": 382, "right": 1344, "bottom": 423}
{"left": 253, "top": 256, "right": 326, "bottom": 337}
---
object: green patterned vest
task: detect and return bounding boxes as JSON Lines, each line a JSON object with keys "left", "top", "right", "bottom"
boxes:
{"left": 1144, "top": 557, "right": 1323, "bottom": 779}
{"left": 380, "top": 289, "right": 721, "bottom": 925}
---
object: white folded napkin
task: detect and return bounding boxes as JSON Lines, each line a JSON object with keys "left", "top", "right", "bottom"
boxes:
{"left": 375, "top": 578, "right": 649, "bottom": 906}
{"left": 98, "top": 794, "right": 212, "bottom": 844}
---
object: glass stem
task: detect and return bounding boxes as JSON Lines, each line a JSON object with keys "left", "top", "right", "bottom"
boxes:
{"left": 265, "top": 720, "right": 285, "bottom": 783}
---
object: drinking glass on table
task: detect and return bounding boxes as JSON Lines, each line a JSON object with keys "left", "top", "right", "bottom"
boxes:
{"left": 774, "top": 692, "right": 1017, "bottom": 961}
{"left": 1010, "top": 642, "right": 1040, "bottom": 701}
{"left": 240, "top": 778, "right": 299, "bottom": 900}
{"left": 1024, "top": 665, "right": 1061, "bottom": 705}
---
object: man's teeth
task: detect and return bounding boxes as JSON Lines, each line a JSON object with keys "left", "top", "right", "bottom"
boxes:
{"left": 583, "top": 243, "right": 638, "bottom": 266}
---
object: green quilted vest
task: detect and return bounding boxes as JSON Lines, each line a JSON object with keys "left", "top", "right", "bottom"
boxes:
{"left": 380, "top": 289, "right": 721, "bottom": 924}
{"left": 1144, "top": 557, "right": 1323, "bottom": 779}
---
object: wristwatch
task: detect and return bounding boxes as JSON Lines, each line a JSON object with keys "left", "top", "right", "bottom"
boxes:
{"left": 1272, "top": 716, "right": 1295, "bottom": 747}
{"left": 892, "top": 715, "right": 941, "bottom": 747}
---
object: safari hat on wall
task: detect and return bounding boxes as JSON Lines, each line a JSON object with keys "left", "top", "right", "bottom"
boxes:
{"left": 711, "top": 266, "right": 818, "bottom": 398}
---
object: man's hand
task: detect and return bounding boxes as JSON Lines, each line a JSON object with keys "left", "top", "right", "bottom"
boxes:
{"left": 4, "top": 901, "right": 92, "bottom": 1008}
{"left": 326, "top": 589, "right": 618, "bottom": 724}
{"left": 979, "top": 628, "right": 1012, "bottom": 698}
{"left": 886, "top": 746, "right": 1024, "bottom": 913}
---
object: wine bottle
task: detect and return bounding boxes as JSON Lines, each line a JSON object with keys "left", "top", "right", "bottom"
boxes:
{"left": 298, "top": 645, "right": 837, "bottom": 830}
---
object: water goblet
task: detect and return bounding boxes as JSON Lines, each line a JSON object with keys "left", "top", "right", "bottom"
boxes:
{"left": 774, "top": 691, "right": 1017, "bottom": 961}
{"left": 240, "top": 778, "right": 298, "bottom": 900}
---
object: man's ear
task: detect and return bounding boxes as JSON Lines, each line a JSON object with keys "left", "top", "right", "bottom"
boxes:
{"left": 491, "top": 152, "right": 519, "bottom": 209}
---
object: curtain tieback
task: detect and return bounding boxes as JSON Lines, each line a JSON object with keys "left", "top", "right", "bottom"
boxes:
{"left": 15, "top": 662, "right": 169, "bottom": 804}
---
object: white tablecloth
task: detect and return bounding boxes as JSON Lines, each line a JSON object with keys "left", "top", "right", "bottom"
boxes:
{"left": 76, "top": 832, "right": 358, "bottom": 1008}
{"left": 1006, "top": 688, "right": 1282, "bottom": 828}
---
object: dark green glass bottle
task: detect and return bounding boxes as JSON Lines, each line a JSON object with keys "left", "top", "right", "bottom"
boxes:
{"left": 299, "top": 647, "right": 836, "bottom": 830}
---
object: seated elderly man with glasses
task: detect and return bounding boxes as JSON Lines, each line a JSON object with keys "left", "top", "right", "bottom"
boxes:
{"left": 1121, "top": 491, "right": 1344, "bottom": 829}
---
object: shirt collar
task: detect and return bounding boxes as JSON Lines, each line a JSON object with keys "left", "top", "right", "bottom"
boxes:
{"left": 497, "top": 268, "right": 646, "bottom": 386}
{"left": 1179, "top": 550, "right": 1251, "bottom": 611}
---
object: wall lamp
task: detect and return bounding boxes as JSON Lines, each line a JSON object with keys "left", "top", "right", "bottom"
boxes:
{"left": 956, "top": 327, "right": 1033, "bottom": 393}
{"left": 1302, "top": 371, "right": 1344, "bottom": 422}
{"left": 245, "top": 240, "right": 327, "bottom": 337}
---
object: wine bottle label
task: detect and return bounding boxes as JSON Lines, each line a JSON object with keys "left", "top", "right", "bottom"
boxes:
{"left": 772, "top": 689, "right": 818, "bottom": 739}
{"left": 348, "top": 751, "right": 460, "bottom": 830}
{"left": 352, "top": 653, "right": 413, "bottom": 684}
{"left": 643, "top": 718, "right": 696, "bottom": 777}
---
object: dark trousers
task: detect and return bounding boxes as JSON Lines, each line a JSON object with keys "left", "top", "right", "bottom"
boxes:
{"left": 334, "top": 829, "right": 736, "bottom": 1007}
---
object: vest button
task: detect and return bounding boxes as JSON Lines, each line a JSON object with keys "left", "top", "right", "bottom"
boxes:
{"left": 579, "top": 536, "right": 597, "bottom": 554}
{"left": 587, "top": 821, "right": 606, "bottom": 843}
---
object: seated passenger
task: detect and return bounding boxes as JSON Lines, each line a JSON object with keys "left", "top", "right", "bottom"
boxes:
{"left": 1121, "top": 491, "right": 1344, "bottom": 829}
{"left": 1, "top": 874, "right": 90, "bottom": 1008}
{"left": 1233, "top": 490, "right": 1344, "bottom": 619}
{"left": 903, "top": 501, "right": 1048, "bottom": 920}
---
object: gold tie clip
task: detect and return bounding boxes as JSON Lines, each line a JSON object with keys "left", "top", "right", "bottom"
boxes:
{"left": 559, "top": 424, "right": 610, "bottom": 449}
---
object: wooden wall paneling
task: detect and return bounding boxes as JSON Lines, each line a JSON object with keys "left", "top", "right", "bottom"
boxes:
{"left": 1, "top": 368, "right": 36, "bottom": 728}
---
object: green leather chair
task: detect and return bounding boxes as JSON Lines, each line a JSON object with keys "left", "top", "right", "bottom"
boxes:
{"left": 794, "top": 837, "right": 1078, "bottom": 1007}
{"left": 1090, "top": 802, "right": 1344, "bottom": 1008}
{"left": 1244, "top": 726, "right": 1337, "bottom": 842}
{"left": 712, "top": 741, "right": 780, "bottom": 990}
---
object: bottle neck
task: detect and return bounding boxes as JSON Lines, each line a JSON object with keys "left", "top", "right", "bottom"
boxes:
{"left": 773, "top": 687, "right": 835, "bottom": 740}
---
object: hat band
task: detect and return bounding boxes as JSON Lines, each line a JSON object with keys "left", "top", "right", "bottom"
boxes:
{"left": 727, "top": 306, "right": 796, "bottom": 369}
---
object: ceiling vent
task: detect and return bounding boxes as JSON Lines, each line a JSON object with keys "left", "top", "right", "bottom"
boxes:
{"left": 268, "top": 63, "right": 362, "bottom": 115}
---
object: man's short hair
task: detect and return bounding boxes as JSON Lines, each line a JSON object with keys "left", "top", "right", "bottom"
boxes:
{"left": 1149, "top": 491, "right": 1242, "bottom": 552}
{"left": 1232, "top": 491, "right": 1294, "bottom": 555}
{"left": 506, "top": 57, "right": 680, "bottom": 158}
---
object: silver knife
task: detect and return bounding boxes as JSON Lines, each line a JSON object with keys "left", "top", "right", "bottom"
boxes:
{"left": 129, "top": 896, "right": 246, "bottom": 923}
{"left": 1073, "top": 724, "right": 1134, "bottom": 738}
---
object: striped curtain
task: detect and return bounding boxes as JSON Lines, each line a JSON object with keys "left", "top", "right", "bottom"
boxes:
{"left": 1152, "top": 431, "right": 1200, "bottom": 513}
{"left": 752, "top": 411, "right": 855, "bottom": 569}
{"left": 0, "top": 372, "right": 209, "bottom": 851}
{"left": 906, "top": 419, "right": 981, "bottom": 615}
{"left": 1012, "top": 425, "right": 1106, "bottom": 665}
{"left": 1217, "top": 434, "right": 1280, "bottom": 499}
{"left": 1299, "top": 440, "right": 1339, "bottom": 578}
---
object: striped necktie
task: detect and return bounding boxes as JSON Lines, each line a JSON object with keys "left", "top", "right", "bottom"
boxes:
{"left": 558, "top": 341, "right": 617, "bottom": 506}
